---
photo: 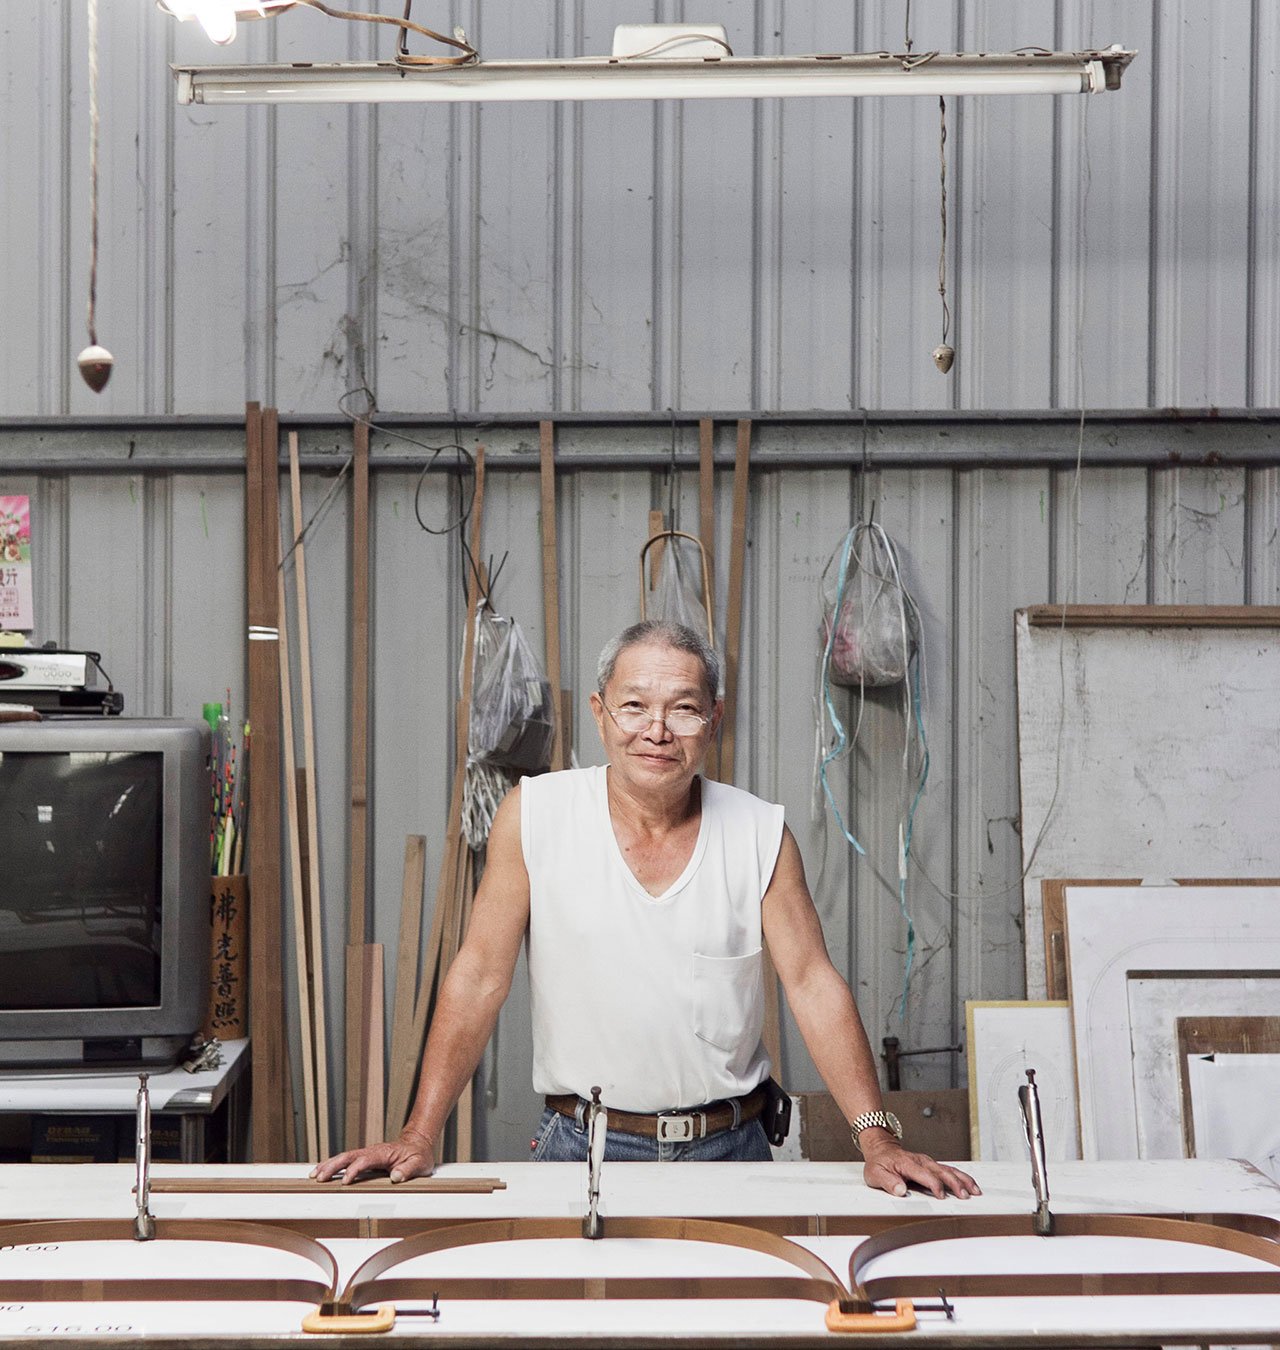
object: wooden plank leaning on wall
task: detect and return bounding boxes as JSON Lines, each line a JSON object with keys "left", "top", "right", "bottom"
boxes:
{"left": 245, "top": 403, "right": 293, "bottom": 1160}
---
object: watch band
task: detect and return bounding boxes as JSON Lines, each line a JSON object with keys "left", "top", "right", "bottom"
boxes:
{"left": 849, "top": 1110, "right": 902, "bottom": 1155}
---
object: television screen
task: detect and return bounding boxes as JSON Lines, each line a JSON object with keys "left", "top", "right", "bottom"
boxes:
{"left": 0, "top": 717, "right": 210, "bottom": 1068}
{"left": 0, "top": 749, "right": 164, "bottom": 1010}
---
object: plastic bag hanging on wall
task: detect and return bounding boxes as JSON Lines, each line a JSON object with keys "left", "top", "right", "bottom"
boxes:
{"left": 820, "top": 522, "right": 916, "bottom": 687}
{"left": 468, "top": 604, "right": 556, "bottom": 776}
{"left": 640, "top": 530, "right": 716, "bottom": 662}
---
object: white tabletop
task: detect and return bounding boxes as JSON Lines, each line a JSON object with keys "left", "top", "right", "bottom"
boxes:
{"left": 0, "top": 1159, "right": 1276, "bottom": 1345}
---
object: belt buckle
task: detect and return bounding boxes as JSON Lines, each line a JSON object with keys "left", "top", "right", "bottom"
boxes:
{"left": 656, "top": 1111, "right": 704, "bottom": 1143}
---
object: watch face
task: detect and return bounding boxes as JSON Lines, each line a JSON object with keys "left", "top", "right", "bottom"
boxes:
{"left": 886, "top": 1111, "right": 903, "bottom": 1138}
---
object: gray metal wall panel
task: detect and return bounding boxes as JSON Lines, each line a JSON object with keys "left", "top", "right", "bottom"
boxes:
{"left": 5, "top": 3, "right": 1280, "bottom": 416}
{"left": 1151, "top": 3, "right": 1253, "bottom": 408}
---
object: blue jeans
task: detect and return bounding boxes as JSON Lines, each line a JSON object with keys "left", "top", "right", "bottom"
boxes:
{"left": 529, "top": 1104, "right": 773, "bottom": 1163}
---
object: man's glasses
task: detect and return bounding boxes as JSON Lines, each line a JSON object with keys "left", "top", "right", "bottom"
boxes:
{"left": 604, "top": 702, "right": 711, "bottom": 736}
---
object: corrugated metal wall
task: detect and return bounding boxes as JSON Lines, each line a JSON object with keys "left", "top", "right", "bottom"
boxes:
{"left": 4, "top": 1, "right": 1280, "bottom": 415}
{"left": 3, "top": 0, "right": 1280, "bottom": 1158}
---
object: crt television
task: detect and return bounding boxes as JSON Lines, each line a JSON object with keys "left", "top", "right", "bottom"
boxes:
{"left": 0, "top": 716, "right": 211, "bottom": 1068}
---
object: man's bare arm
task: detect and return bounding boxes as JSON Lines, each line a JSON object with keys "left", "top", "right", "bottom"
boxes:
{"left": 311, "top": 786, "right": 530, "bottom": 1183}
{"left": 763, "top": 826, "right": 979, "bottom": 1199}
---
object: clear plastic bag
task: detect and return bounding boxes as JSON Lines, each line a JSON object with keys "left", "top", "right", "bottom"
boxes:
{"left": 640, "top": 530, "right": 715, "bottom": 661}
{"left": 467, "top": 604, "right": 556, "bottom": 775}
{"left": 820, "top": 522, "right": 916, "bottom": 687}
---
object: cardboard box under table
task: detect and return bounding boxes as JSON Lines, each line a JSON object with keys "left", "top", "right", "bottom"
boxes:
{"left": 0, "top": 1157, "right": 1279, "bottom": 1345}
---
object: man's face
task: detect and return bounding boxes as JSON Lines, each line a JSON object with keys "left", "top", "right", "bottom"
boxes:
{"left": 589, "top": 641, "right": 722, "bottom": 788}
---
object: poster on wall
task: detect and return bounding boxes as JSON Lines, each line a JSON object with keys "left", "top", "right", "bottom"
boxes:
{"left": 0, "top": 496, "right": 33, "bottom": 631}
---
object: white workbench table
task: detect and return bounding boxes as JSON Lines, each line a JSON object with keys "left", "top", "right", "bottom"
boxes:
{"left": 0, "top": 1159, "right": 1277, "bottom": 1346}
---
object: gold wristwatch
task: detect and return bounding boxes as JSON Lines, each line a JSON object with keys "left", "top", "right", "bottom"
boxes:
{"left": 850, "top": 1110, "right": 903, "bottom": 1155}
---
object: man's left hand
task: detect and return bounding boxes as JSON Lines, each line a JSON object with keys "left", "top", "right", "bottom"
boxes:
{"left": 861, "top": 1135, "right": 981, "bottom": 1199}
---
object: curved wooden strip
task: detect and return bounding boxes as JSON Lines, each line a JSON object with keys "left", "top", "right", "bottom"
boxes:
{"left": 0, "top": 1217, "right": 339, "bottom": 1307}
{"left": 342, "top": 1214, "right": 851, "bottom": 1312}
{"left": 847, "top": 1211, "right": 1280, "bottom": 1311}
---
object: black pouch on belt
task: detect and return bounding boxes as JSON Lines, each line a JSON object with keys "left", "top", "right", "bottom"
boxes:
{"left": 762, "top": 1077, "right": 792, "bottom": 1146}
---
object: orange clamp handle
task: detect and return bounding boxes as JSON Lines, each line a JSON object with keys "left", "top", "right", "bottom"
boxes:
{"left": 825, "top": 1298, "right": 916, "bottom": 1334}
{"left": 302, "top": 1303, "right": 396, "bottom": 1335}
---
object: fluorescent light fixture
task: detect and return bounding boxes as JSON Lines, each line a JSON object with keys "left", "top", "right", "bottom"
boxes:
{"left": 173, "top": 48, "right": 1136, "bottom": 106}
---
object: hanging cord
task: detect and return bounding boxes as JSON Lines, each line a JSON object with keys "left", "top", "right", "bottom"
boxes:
{"left": 86, "top": 0, "right": 101, "bottom": 349}
{"left": 903, "top": 0, "right": 913, "bottom": 54}
{"left": 937, "top": 97, "right": 950, "bottom": 348}
{"left": 284, "top": 0, "right": 476, "bottom": 65}
{"left": 277, "top": 389, "right": 474, "bottom": 573}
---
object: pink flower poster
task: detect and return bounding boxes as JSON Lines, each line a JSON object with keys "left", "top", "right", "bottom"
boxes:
{"left": 0, "top": 496, "right": 33, "bottom": 630}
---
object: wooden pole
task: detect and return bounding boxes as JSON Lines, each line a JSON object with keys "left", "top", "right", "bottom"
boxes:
{"left": 387, "top": 834, "right": 427, "bottom": 1120}
{"left": 539, "top": 422, "right": 566, "bottom": 772}
{"left": 245, "top": 403, "right": 291, "bottom": 1161}
{"left": 345, "top": 419, "right": 381, "bottom": 1150}
{"left": 288, "top": 431, "right": 331, "bottom": 1159}
{"left": 720, "top": 419, "right": 751, "bottom": 784}
{"left": 698, "top": 417, "right": 718, "bottom": 780}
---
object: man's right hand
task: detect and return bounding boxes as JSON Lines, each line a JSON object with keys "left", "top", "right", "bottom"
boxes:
{"left": 308, "top": 1127, "right": 436, "bottom": 1185}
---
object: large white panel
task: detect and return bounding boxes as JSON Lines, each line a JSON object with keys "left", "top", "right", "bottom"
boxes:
{"left": 1150, "top": 1, "right": 1252, "bottom": 406}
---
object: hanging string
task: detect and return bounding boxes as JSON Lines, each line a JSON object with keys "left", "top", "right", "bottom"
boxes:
{"left": 903, "top": 0, "right": 913, "bottom": 54}
{"left": 86, "top": 0, "right": 100, "bottom": 349}
{"left": 932, "top": 96, "right": 955, "bottom": 374}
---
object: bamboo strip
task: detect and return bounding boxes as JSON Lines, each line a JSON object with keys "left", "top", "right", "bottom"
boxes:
{"left": 288, "top": 431, "right": 331, "bottom": 1159}
{"left": 277, "top": 516, "right": 320, "bottom": 1162}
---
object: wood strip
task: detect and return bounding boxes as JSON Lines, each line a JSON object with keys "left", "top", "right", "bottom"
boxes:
{"left": 539, "top": 421, "right": 565, "bottom": 771}
{"left": 1025, "top": 604, "right": 1280, "bottom": 627}
{"left": 146, "top": 1177, "right": 506, "bottom": 1195}
{"left": 452, "top": 849, "right": 476, "bottom": 1163}
{"left": 288, "top": 431, "right": 330, "bottom": 1159}
{"left": 699, "top": 416, "right": 718, "bottom": 785}
{"left": 698, "top": 417, "right": 716, "bottom": 603}
{"left": 246, "top": 404, "right": 291, "bottom": 1161}
{"left": 1044, "top": 876, "right": 1280, "bottom": 1001}
{"left": 345, "top": 418, "right": 373, "bottom": 1151}
{"left": 384, "top": 449, "right": 487, "bottom": 1136}
{"left": 387, "top": 835, "right": 427, "bottom": 1120}
{"left": 647, "top": 508, "right": 666, "bottom": 590}
{"left": 360, "top": 942, "right": 386, "bottom": 1146}
{"left": 277, "top": 514, "right": 320, "bottom": 1163}
{"left": 719, "top": 418, "right": 751, "bottom": 785}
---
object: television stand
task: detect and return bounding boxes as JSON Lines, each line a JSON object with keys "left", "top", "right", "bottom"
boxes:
{"left": 0, "top": 1037, "right": 249, "bottom": 1163}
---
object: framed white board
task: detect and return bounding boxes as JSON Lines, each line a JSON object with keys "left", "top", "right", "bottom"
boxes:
{"left": 1015, "top": 606, "right": 1280, "bottom": 997}
{"left": 1063, "top": 884, "right": 1280, "bottom": 1160}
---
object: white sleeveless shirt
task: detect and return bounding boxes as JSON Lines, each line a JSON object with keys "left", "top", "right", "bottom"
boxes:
{"left": 520, "top": 765, "right": 785, "bottom": 1112}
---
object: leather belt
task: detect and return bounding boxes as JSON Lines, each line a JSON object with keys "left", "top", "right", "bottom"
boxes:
{"left": 546, "top": 1086, "right": 766, "bottom": 1141}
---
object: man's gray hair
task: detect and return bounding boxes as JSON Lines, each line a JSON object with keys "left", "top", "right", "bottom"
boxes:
{"left": 596, "top": 621, "right": 721, "bottom": 703}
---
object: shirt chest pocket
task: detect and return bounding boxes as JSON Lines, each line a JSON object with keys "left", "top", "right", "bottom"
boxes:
{"left": 692, "top": 948, "right": 763, "bottom": 1053}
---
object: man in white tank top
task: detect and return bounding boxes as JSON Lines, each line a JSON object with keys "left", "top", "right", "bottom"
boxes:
{"left": 314, "top": 621, "right": 978, "bottom": 1200}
